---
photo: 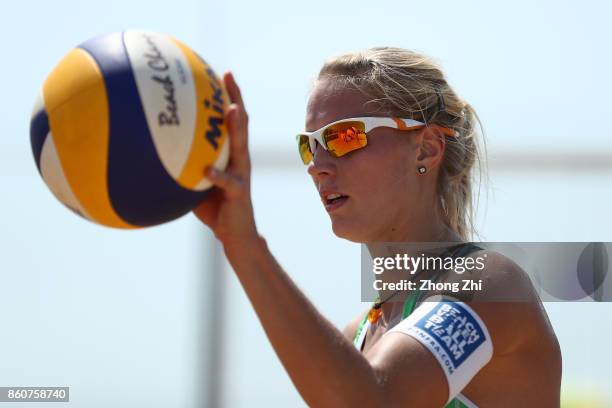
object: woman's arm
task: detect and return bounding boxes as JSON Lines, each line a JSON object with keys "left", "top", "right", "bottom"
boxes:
{"left": 222, "top": 236, "right": 390, "bottom": 407}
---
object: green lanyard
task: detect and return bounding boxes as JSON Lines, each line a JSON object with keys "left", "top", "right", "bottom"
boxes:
{"left": 353, "top": 287, "right": 422, "bottom": 351}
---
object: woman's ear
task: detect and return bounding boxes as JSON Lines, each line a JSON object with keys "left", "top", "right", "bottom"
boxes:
{"left": 415, "top": 126, "right": 446, "bottom": 171}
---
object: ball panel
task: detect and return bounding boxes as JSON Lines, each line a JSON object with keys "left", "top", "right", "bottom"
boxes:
{"left": 79, "top": 31, "right": 212, "bottom": 227}
{"left": 42, "top": 48, "right": 109, "bottom": 114}
{"left": 30, "top": 92, "right": 50, "bottom": 174}
{"left": 123, "top": 30, "right": 197, "bottom": 181}
{"left": 40, "top": 131, "right": 94, "bottom": 221}
{"left": 172, "top": 38, "right": 230, "bottom": 191}
{"left": 43, "top": 48, "right": 132, "bottom": 229}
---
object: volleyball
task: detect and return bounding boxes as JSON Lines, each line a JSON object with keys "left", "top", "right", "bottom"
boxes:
{"left": 30, "top": 30, "right": 230, "bottom": 229}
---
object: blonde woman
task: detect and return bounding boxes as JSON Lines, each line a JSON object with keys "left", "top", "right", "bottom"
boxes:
{"left": 195, "top": 48, "right": 562, "bottom": 407}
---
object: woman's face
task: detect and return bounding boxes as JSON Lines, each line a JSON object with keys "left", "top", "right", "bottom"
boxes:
{"left": 305, "top": 79, "right": 434, "bottom": 243}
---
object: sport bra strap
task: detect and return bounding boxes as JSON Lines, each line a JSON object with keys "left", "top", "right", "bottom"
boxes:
{"left": 353, "top": 313, "right": 370, "bottom": 351}
{"left": 402, "top": 289, "right": 420, "bottom": 319}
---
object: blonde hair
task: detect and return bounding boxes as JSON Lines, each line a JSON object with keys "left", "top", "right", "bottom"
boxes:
{"left": 317, "top": 47, "right": 486, "bottom": 240}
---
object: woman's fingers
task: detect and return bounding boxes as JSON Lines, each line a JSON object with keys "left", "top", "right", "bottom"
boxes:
{"left": 224, "top": 71, "right": 246, "bottom": 109}
{"left": 193, "top": 71, "right": 256, "bottom": 238}
{"left": 206, "top": 166, "right": 247, "bottom": 198}
{"left": 223, "top": 71, "right": 251, "bottom": 174}
{"left": 226, "top": 105, "right": 250, "bottom": 171}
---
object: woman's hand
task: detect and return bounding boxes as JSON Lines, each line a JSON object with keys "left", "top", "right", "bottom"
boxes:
{"left": 193, "top": 72, "right": 258, "bottom": 246}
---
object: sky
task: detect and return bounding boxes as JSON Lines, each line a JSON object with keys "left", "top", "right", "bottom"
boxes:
{"left": 1, "top": 0, "right": 611, "bottom": 406}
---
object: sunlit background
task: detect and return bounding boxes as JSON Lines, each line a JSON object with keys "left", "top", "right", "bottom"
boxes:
{"left": 2, "top": 0, "right": 611, "bottom": 406}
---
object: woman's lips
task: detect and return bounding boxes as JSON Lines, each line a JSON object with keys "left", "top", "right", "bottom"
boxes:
{"left": 319, "top": 190, "right": 350, "bottom": 212}
{"left": 324, "top": 195, "right": 349, "bottom": 212}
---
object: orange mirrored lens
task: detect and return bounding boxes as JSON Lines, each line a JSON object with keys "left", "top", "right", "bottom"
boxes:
{"left": 323, "top": 121, "right": 367, "bottom": 157}
{"left": 298, "top": 135, "right": 313, "bottom": 164}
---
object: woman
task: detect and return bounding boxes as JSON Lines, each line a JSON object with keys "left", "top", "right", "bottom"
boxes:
{"left": 194, "top": 47, "right": 562, "bottom": 407}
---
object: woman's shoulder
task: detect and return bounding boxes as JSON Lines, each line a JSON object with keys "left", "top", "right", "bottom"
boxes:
{"left": 470, "top": 248, "right": 537, "bottom": 301}
{"left": 432, "top": 247, "right": 539, "bottom": 303}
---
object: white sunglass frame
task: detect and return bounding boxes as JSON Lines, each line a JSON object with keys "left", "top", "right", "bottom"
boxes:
{"left": 296, "top": 117, "right": 430, "bottom": 163}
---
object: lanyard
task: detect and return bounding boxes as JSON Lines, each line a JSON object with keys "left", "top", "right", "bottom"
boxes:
{"left": 353, "top": 288, "right": 421, "bottom": 351}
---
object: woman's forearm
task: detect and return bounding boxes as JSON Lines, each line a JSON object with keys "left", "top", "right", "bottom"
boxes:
{"left": 222, "top": 236, "right": 383, "bottom": 407}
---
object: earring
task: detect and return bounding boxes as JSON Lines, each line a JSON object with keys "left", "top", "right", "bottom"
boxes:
{"left": 417, "top": 166, "right": 427, "bottom": 174}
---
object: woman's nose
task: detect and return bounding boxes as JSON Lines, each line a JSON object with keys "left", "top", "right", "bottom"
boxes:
{"left": 307, "top": 142, "right": 336, "bottom": 178}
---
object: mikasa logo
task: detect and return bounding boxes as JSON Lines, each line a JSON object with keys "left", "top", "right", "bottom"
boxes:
{"left": 203, "top": 67, "right": 224, "bottom": 150}
{"left": 142, "top": 34, "right": 181, "bottom": 127}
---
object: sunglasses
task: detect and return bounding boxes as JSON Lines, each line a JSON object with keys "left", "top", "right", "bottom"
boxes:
{"left": 296, "top": 116, "right": 457, "bottom": 165}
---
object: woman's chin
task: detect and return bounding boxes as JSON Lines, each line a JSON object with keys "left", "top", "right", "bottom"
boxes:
{"left": 330, "top": 218, "right": 370, "bottom": 243}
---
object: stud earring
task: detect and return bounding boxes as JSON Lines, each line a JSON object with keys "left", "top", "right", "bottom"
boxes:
{"left": 418, "top": 166, "right": 427, "bottom": 174}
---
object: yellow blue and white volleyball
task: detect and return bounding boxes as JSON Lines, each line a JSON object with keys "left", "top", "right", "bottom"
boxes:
{"left": 30, "top": 30, "right": 230, "bottom": 229}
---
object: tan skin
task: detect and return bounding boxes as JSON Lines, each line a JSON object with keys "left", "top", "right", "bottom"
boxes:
{"left": 194, "top": 73, "right": 562, "bottom": 407}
